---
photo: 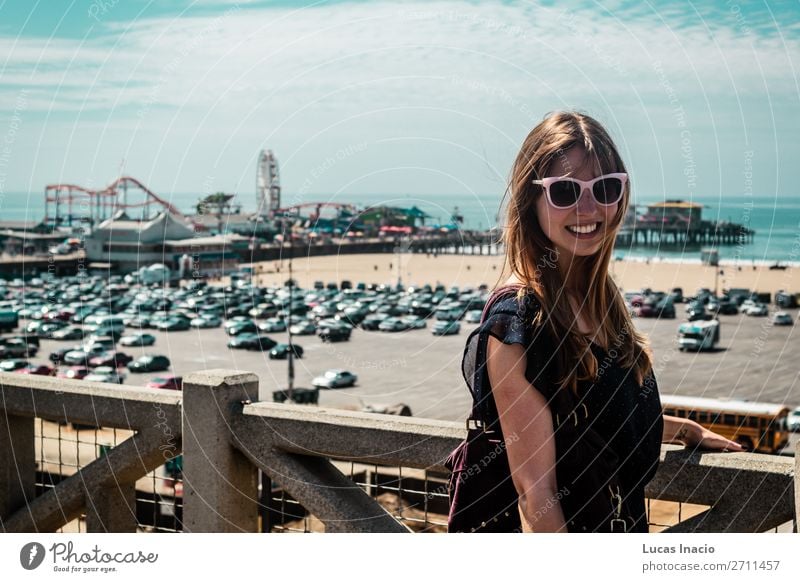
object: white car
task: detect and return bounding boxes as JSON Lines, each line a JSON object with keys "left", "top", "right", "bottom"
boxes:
{"left": 84, "top": 366, "right": 126, "bottom": 384}
{"left": 190, "top": 315, "right": 221, "bottom": 328}
{"left": 119, "top": 333, "right": 156, "bottom": 347}
{"left": 401, "top": 315, "right": 427, "bottom": 329}
{"left": 311, "top": 369, "right": 358, "bottom": 389}
{"left": 378, "top": 317, "right": 409, "bottom": 332}
{"left": 464, "top": 309, "right": 483, "bottom": 324}
{"left": 289, "top": 321, "right": 317, "bottom": 335}
{"left": 258, "top": 318, "right": 287, "bottom": 333}
{"left": 744, "top": 303, "right": 768, "bottom": 317}
{"left": 787, "top": 406, "right": 800, "bottom": 432}
{"left": 771, "top": 312, "right": 793, "bottom": 326}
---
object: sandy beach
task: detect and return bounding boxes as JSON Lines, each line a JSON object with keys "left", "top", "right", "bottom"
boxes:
{"left": 250, "top": 253, "right": 799, "bottom": 297}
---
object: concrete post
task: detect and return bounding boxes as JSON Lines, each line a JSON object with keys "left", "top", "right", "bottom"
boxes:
{"left": 182, "top": 370, "right": 259, "bottom": 532}
{"left": 0, "top": 413, "right": 35, "bottom": 527}
{"left": 795, "top": 440, "right": 799, "bottom": 531}
{"left": 85, "top": 483, "right": 137, "bottom": 533}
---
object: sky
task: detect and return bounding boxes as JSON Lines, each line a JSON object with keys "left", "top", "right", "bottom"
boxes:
{"left": 0, "top": 0, "right": 799, "bottom": 211}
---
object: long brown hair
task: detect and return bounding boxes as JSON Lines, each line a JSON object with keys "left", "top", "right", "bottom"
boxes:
{"left": 499, "top": 111, "right": 653, "bottom": 392}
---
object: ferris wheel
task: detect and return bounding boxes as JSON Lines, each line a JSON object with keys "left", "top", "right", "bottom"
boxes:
{"left": 256, "top": 149, "right": 281, "bottom": 218}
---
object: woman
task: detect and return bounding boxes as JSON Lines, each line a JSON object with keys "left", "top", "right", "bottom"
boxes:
{"left": 451, "top": 111, "right": 742, "bottom": 533}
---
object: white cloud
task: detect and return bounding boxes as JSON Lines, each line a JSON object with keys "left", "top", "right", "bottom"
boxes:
{"left": 0, "top": 0, "right": 797, "bottom": 196}
{"left": 1, "top": 1, "right": 796, "bottom": 114}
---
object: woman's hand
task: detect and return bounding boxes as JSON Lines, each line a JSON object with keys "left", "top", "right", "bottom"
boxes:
{"left": 680, "top": 423, "right": 746, "bottom": 452}
{"left": 662, "top": 415, "right": 745, "bottom": 452}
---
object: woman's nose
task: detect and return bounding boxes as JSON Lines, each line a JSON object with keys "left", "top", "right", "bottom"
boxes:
{"left": 575, "top": 187, "right": 597, "bottom": 212}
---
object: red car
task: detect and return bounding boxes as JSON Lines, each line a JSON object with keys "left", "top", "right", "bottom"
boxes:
{"left": 16, "top": 364, "right": 55, "bottom": 376}
{"left": 56, "top": 366, "right": 91, "bottom": 380}
{"left": 146, "top": 375, "right": 183, "bottom": 390}
{"left": 44, "top": 310, "right": 74, "bottom": 322}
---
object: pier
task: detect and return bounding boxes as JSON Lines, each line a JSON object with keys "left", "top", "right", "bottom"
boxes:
{"left": 616, "top": 220, "right": 755, "bottom": 249}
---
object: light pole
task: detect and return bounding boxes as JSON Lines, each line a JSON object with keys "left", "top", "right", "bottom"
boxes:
{"left": 395, "top": 238, "right": 401, "bottom": 289}
{"left": 287, "top": 228, "right": 295, "bottom": 401}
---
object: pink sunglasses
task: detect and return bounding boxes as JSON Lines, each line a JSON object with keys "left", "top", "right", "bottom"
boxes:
{"left": 532, "top": 172, "right": 628, "bottom": 209}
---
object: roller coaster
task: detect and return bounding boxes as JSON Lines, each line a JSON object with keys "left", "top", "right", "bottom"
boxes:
{"left": 43, "top": 176, "right": 186, "bottom": 228}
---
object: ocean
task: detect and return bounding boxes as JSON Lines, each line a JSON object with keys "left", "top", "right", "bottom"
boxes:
{"left": 3, "top": 190, "right": 799, "bottom": 265}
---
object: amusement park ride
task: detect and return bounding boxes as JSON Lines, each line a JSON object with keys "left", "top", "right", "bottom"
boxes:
{"left": 43, "top": 176, "right": 187, "bottom": 228}
{"left": 42, "top": 149, "right": 428, "bottom": 235}
{"left": 257, "top": 149, "right": 356, "bottom": 227}
{"left": 256, "top": 149, "right": 281, "bottom": 217}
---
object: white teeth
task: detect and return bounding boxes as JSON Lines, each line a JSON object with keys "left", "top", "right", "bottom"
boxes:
{"left": 567, "top": 222, "right": 599, "bottom": 234}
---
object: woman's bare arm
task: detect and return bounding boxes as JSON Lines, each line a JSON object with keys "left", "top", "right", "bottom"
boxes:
{"left": 662, "top": 415, "right": 744, "bottom": 451}
{"left": 486, "top": 336, "right": 567, "bottom": 532}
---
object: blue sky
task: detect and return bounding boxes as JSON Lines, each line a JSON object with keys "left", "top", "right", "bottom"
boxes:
{"left": 0, "top": 0, "right": 799, "bottom": 210}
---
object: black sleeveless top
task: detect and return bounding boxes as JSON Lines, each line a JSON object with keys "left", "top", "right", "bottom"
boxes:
{"left": 462, "top": 289, "right": 664, "bottom": 532}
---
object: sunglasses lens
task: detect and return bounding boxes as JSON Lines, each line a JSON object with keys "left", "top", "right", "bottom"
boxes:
{"left": 593, "top": 177, "right": 624, "bottom": 204}
{"left": 549, "top": 180, "right": 582, "bottom": 207}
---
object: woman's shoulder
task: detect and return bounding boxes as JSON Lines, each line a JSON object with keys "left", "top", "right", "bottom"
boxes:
{"left": 486, "top": 284, "right": 541, "bottom": 319}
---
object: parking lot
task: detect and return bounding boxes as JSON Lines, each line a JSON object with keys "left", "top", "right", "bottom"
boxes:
{"left": 1, "top": 270, "right": 796, "bottom": 458}
{"left": 21, "top": 304, "right": 800, "bottom": 426}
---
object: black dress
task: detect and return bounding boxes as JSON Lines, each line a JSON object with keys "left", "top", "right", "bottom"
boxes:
{"left": 462, "top": 289, "right": 664, "bottom": 532}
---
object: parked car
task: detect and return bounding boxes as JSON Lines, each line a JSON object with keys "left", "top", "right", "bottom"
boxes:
{"left": 227, "top": 333, "right": 259, "bottom": 349}
{"left": 146, "top": 375, "right": 183, "bottom": 390}
{"left": 361, "top": 313, "right": 390, "bottom": 330}
{"left": 771, "top": 312, "right": 794, "bottom": 326}
{"left": 51, "top": 326, "right": 85, "bottom": 341}
{"left": 258, "top": 318, "right": 287, "bottom": 333}
{"left": 0, "top": 339, "right": 38, "bottom": 358}
{"left": 787, "top": 406, "right": 800, "bottom": 432}
{"left": 378, "top": 317, "right": 409, "bottom": 332}
{"left": 16, "top": 364, "right": 55, "bottom": 376}
{"left": 401, "top": 315, "right": 428, "bottom": 329}
{"left": 189, "top": 315, "right": 221, "bottom": 328}
{"left": 36, "top": 321, "right": 69, "bottom": 338}
{"left": 89, "top": 325, "right": 125, "bottom": 339}
{"left": 128, "top": 355, "right": 171, "bottom": 373}
{"left": 85, "top": 336, "right": 117, "bottom": 350}
{"left": 434, "top": 306, "right": 464, "bottom": 321}
{"left": 653, "top": 297, "right": 676, "bottom": 319}
{"left": 226, "top": 321, "right": 258, "bottom": 336}
{"left": 268, "top": 343, "right": 304, "bottom": 360}
{"left": 0, "top": 359, "right": 30, "bottom": 372}
{"left": 289, "top": 321, "right": 317, "bottom": 336}
{"left": 119, "top": 333, "right": 156, "bottom": 347}
{"left": 744, "top": 303, "right": 768, "bottom": 317}
{"left": 155, "top": 318, "right": 191, "bottom": 332}
{"left": 318, "top": 326, "right": 351, "bottom": 343}
{"left": 311, "top": 369, "right": 358, "bottom": 389}
{"left": 62, "top": 344, "right": 106, "bottom": 366}
{"left": 56, "top": 366, "right": 91, "bottom": 380}
{"left": 775, "top": 290, "right": 798, "bottom": 309}
{"left": 677, "top": 320, "right": 720, "bottom": 352}
{"left": 84, "top": 366, "right": 126, "bottom": 384}
{"left": 88, "top": 351, "right": 134, "bottom": 368}
{"left": 432, "top": 321, "right": 461, "bottom": 336}
{"left": 740, "top": 298, "right": 757, "bottom": 312}
{"left": 463, "top": 310, "right": 483, "bottom": 324}
{"left": 227, "top": 334, "right": 278, "bottom": 351}
{"left": 713, "top": 300, "right": 739, "bottom": 315}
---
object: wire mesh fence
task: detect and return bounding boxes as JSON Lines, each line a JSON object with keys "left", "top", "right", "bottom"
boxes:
{"left": 31, "top": 419, "right": 796, "bottom": 533}
{"left": 34, "top": 419, "right": 183, "bottom": 533}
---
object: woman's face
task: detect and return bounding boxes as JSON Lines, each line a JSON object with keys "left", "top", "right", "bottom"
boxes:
{"left": 535, "top": 146, "right": 620, "bottom": 269}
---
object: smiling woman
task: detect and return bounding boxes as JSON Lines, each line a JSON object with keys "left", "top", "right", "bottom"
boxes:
{"left": 446, "top": 111, "right": 743, "bottom": 534}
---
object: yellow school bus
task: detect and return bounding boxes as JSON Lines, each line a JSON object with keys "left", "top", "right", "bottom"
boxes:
{"left": 661, "top": 395, "right": 791, "bottom": 454}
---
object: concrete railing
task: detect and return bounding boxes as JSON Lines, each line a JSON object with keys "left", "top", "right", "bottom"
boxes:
{"left": 1, "top": 373, "right": 181, "bottom": 532}
{"left": 1, "top": 369, "right": 797, "bottom": 533}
